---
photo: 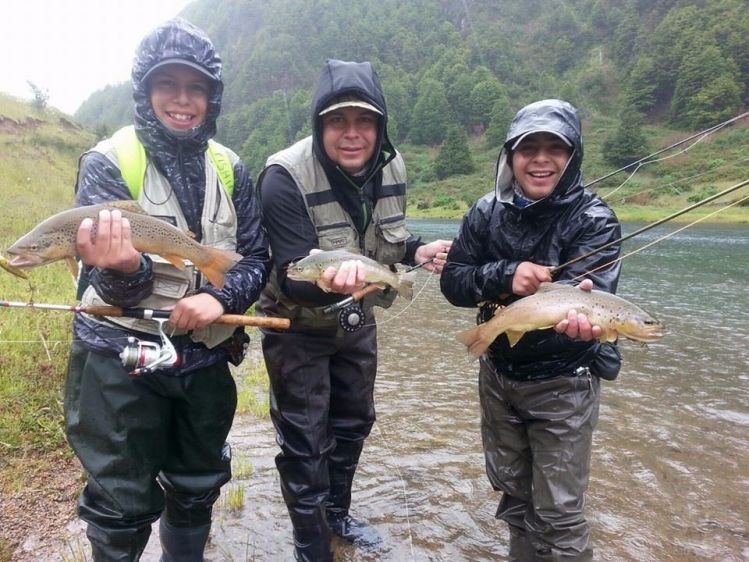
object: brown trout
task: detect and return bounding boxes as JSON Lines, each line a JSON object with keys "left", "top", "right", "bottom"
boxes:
{"left": 459, "top": 282, "right": 664, "bottom": 358}
{"left": 6, "top": 201, "right": 242, "bottom": 289}
{"left": 287, "top": 249, "right": 416, "bottom": 299}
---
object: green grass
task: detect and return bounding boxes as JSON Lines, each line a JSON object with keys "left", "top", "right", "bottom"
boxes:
{"left": 235, "top": 342, "right": 270, "bottom": 418}
{"left": 0, "top": 95, "right": 92, "bottom": 460}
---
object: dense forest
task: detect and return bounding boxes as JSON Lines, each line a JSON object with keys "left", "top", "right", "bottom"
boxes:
{"left": 75, "top": 0, "right": 748, "bottom": 202}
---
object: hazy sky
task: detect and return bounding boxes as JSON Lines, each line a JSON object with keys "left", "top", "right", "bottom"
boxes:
{"left": 1, "top": 0, "right": 194, "bottom": 114}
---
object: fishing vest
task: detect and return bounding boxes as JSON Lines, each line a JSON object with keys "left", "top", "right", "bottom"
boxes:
{"left": 80, "top": 126, "right": 240, "bottom": 348}
{"left": 259, "top": 136, "right": 410, "bottom": 327}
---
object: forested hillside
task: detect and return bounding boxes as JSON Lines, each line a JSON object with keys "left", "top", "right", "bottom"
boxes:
{"left": 74, "top": 0, "right": 748, "bottom": 215}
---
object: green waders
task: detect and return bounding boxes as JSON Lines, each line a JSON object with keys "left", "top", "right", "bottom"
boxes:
{"left": 64, "top": 342, "right": 236, "bottom": 561}
{"left": 478, "top": 357, "right": 600, "bottom": 562}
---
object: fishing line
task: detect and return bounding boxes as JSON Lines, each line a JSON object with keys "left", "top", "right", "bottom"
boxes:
{"left": 362, "top": 269, "right": 436, "bottom": 329}
{"left": 570, "top": 192, "right": 749, "bottom": 282}
{"left": 587, "top": 110, "right": 749, "bottom": 192}
{"left": 373, "top": 422, "right": 416, "bottom": 561}
{"left": 550, "top": 177, "right": 749, "bottom": 275}
{"left": 604, "top": 156, "right": 749, "bottom": 205}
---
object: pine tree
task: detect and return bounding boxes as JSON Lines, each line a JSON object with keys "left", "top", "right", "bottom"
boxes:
{"left": 601, "top": 108, "right": 648, "bottom": 168}
{"left": 434, "top": 126, "right": 475, "bottom": 179}
{"left": 408, "top": 78, "right": 453, "bottom": 145}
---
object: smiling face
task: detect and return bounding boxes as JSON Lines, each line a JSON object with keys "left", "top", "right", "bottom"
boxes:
{"left": 148, "top": 63, "right": 211, "bottom": 133}
{"left": 321, "top": 106, "right": 378, "bottom": 175}
{"left": 511, "top": 132, "right": 572, "bottom": 200}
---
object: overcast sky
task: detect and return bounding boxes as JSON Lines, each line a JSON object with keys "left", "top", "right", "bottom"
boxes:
{"left": 1, "top": 0, "right": 194, "bottom": 114}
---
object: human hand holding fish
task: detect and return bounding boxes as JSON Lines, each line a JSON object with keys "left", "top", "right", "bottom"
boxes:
{"left": 287, "top": 249, "right": 416, "bottom": 300}
{"left": 76, "top": 209, "right": 142, "bottom": 273}
{"left": 553, "top": 279, "right": 601, "bottom": 341}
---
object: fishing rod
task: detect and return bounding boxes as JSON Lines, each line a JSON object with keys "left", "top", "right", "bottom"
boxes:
{"left": 549, "top": 177, "right": 749, "bottom": 275}
{"left": 0, "top": 300, "right": 291, "bottom": 329}
{"left": 585, "top": 110, "right": 749, "bottom": 189}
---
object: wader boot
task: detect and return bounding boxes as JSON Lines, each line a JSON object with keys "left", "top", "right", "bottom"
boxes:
{"left": 325, "top": 440, "right": 383, "bottom": 549}
{"left": 86, "top": 524, "right": 150, "bottom": 562}
{"left": 159, "top": 519, "right": 211, "bottom": 562}
{"left": 290, "top": 505, "right": 334, "bottom": 562}
{"left": 508, "top": 525, "right": 536, "bottom": 562}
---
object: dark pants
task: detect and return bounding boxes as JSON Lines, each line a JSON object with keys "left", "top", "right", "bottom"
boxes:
{"left": 261, "top": 325, "right": 377, "bottom": 560}
{"left": 479, "top": 358, "right": 600, "bottom": 562}
{"left": 64, "top": 342, "right": 236, "bottom": 561}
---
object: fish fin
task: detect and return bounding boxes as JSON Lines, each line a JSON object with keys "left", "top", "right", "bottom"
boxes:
{"left": 195, "top": 247, "right": 243, "bottom": 289}
{"left": 536, "top": 282, "right": 567, "bottom": 293}
{"left": 105, "top": 200, "right": 148, "bottom": 214}
{"left": 397, "top": 271, "right": 417, "bottom": 300}
{"left": 161, "top": 254, "right": 187, "bottom": 270}
{"left": 458, "top": 325, "right": 494, "bottom": 359}
{"left": 599, "top": 329, "right": 619, "bottom": 343}
{"left": 506, "top": 330, "right": 525, "bottom": 347}
{"left": 65, "top": 257, "right": 79, "bottom": 281}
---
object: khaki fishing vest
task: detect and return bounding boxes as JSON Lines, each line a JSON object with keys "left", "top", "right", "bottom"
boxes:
{"left": 259, "top": 136, "right": 410, "bottom": 327}
{"left": 80, "top": 129, "right": 240, "bottom": 348}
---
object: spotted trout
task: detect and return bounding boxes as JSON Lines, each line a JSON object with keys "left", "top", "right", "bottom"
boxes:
{"left": 287, "top": 249, "right": 416, "bottom": 300}
{"left": 6, "top": 201, "right": 242, "bottom": 289}
{"left": 459, "top": 282, "right": 664, "bottom": 359}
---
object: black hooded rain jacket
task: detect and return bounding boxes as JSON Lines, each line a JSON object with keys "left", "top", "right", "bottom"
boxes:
{"left": 440, "top": 99, "right": 622, "bottom": 379}
{"left": 73, "top": 18, "right": 269, "bottom": 372}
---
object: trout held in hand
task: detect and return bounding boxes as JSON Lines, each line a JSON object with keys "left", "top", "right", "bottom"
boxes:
{"left": 6, "top": 201, "right": 242, "bottom": 289}
{"left": 287, "top": 249, "right": 416, "bottom": 299}
{"left": 459, "top": 282, "right": 664, "bottom": 359}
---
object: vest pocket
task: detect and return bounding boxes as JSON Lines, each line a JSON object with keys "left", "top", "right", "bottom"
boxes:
{"left": 317, "top": 225, "right": 356, "bottom": 251}
{"left": 373, "top": 219, "right": 409, "bottom": 263}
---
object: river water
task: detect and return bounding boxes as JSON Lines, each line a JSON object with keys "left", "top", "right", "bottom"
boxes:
{"left": 139, "top": 219, "right": 749, "bottom": 561}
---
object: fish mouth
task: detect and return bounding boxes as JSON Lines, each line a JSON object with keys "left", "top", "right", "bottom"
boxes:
{"left": 6, "top": 255, "right": 43, "bottom": 268}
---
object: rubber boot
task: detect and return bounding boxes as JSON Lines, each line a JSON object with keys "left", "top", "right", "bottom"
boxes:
{"left": 159, "top": 519, "right": 211, "bottom": 562}
{"left": 325, "top": 440, "right": 383, "bottom": 550}
{"left": 290, "top": 507, "right": 333, "bottom": 562}
{"left": 87, "top": 523, "right": 150, "bottom": 562}
{"left": 508, "top": 524, "right": 535, "bottom": 562}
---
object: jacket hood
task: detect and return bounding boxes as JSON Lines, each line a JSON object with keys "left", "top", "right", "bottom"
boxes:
{"left": 311, "top": 59, "right": 396, "bottom": 180}
{"left": 494, "top": 99, "right": 583, "bottom": 210}
{"left": 131, "top": 18, "right": 223, "bottom": 155}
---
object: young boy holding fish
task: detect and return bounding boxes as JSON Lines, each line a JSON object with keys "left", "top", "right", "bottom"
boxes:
{"left": 441, "top": 99, "right": 623, "bottom": 561}
{"left": 255, "top": 59, "right": 450, "bottom": 561}
{"left": 62, "top": 19, "right": 269, "bottom": 561}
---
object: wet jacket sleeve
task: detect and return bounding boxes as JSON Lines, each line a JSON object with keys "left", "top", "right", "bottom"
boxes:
{"left": 197, "top": 161, "right": 269, "bottom": 313}
{"left": 74, "top": 151, "right": 155, "bottom": 307}
{"left": 259, "top": 165, "right": 344, "bottom": 307}
{"left": 440, "top": 199, "right": 518, "bottom": 307}
{"left": 556, "top": 204, "right": 622, "bottom": 294}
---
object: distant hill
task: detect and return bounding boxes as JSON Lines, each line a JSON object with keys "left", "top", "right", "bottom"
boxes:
{"left": 69, "top": 0, "right": 748, "bottom": 220}
{"left": 71, "top": 0, "right": 749, "bottom": 179}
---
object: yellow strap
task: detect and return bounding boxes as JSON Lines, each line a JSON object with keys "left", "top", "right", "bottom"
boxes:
{"left": 112, "top": 125, "right": 234, "bottom": 199}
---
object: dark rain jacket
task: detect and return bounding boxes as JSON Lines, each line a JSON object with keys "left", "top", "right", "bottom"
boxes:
{"left": 258, "top": 59, "right": 422, "bottom": 308}
{"left": 73, "top": 18, "right": 269, "bottom": 373}
{"left": 440, "top": 99, "right": 622, "bottom": 380}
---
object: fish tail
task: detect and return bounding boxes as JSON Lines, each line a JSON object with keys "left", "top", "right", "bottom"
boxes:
{"left": 397, "top": 271, "right": 417, "bottom": 300}
{"left": 457, "top": 325, "right": 492, "bottom": 360}
{"left": 197, "top": 247, "right": 243, "bottom": 289}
